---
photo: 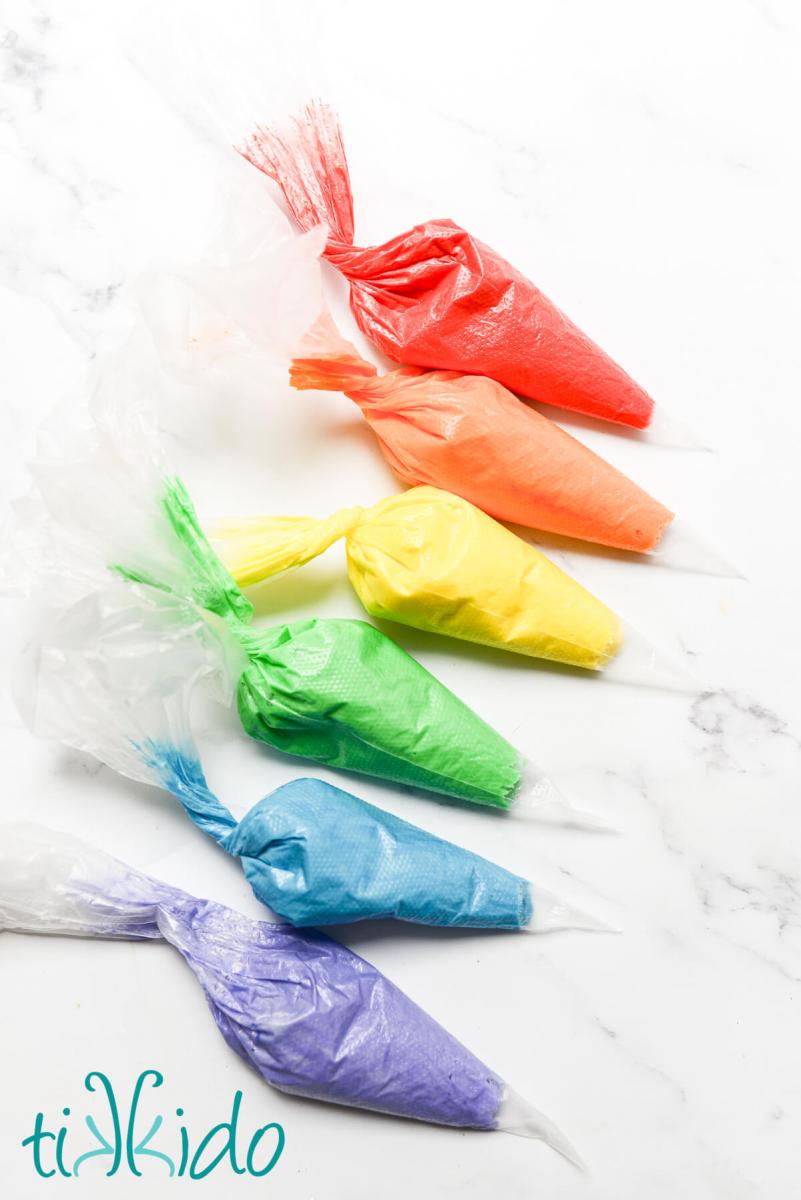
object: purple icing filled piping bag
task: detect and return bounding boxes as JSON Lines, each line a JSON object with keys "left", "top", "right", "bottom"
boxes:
{"left": 0, "top": 823, "right": 581, "bottom": 1163}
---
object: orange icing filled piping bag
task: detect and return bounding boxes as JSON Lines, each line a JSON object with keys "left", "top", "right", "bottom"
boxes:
{"left": 240, "top": 100, "right": 700, "bottom": 446}
{"left": 288, "top": 316, "right": 734, "bottom": 575}
{"left": 212, "top": 487, "right": 698, "bottom": 692}
{"left": 125, "top": 186, "right": 732, "bottom": 578}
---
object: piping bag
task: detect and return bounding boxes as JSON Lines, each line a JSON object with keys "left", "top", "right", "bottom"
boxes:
{"left": 130, "top": 182, "right": 733, "bottom": 577}
{"left": 241, "top": 99, "right": 698, "bottom": 447}
{"left": 9, "top": 377, "right": 604, "bottom": 829}
{"left": 15, "top": 583, "right": 609, "bottom": 932}
{"left": 0, "top": 824, "right": 580, "bottom": 1158}
{"left": 213, "top": 485, "right": 696, "bottom": 690}
{"left": 287, "top": 315, "right": 734, "bottom": 575}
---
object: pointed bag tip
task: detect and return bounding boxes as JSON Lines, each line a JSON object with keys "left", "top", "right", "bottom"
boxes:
{"left": 512, "top": 767, "right": 619, "bottom": 834}
{"left": 640, "top": 402, "right": 713, "bottom": 452}
{"left": 567, "top": 807, "right": 621, "bottom": 835}
{"left": 649, "top": 517, "right": 744, "bottom": 579}
{"left": 525, "top": 884, "right": 623, "bottom": 935}
{"left": 495, "top": 1086, "right": 585, "bottom": 1169}
{"left": 603, "top": 621, "right": 702, "bottom": 695}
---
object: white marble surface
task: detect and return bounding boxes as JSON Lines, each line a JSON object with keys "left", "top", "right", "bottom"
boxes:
{"left": 2, "top": 1, "right": 801, "bottom": 1196}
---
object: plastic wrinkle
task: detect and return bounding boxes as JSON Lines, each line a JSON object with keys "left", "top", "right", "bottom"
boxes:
{"left": 227, "top": 777, "right": 532, "bottom": 928}
{"left": 136, "top": 209, "right": 327, "bottom": 390}
{"left": 637, "top": 402, "right": 711, "bottom": 452}
{"left": 10, "top": 370, "right": 560, "bottom": 812}
{"left": 525, "top": 885, "right": 621, "bottom": 935}
{"left": 213, "top": 486, "right": 624, "bottom": 673}
{"left": 289, "top": 314, "right": 674, "bottom": 554}
{"left": 495, "top": 1086, "right": 584, "bottom": 1168}
{"left": 236, "top": 614, "right": 524, "bottom": 807}
{"left": 512, "top": 764, "right": 617, "bottom": 833}
{"left": 646, "top": 517, "right": 744, "bottom": 580}
{"left": 600, "top": 620, "right": 701, "bottom": 694}
{"left": 241, "top": 100, "right": 657, "bottom": 434}
{"left": 1, "top": 824, "right": 533, "bottom": 1133}
{"left": 18, "top": 583, "right": 602, "bottom": 933}
{"left": 13, "top": 584, "right": 231, "bottom": 793}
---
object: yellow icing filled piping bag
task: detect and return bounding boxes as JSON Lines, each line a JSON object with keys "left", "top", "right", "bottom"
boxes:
{"left": 212, "top": 489, "right": 695, "bottom": 689}
{"left": 7, "top": 357, "right": 599, "bottom": 827}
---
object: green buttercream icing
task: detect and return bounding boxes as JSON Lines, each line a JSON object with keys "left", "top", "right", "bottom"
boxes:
{"left": 235, "top": 618, "right": 522, "bottom": 809}
{"left": 116, "top": 476, "right": 522, "bottom": 808}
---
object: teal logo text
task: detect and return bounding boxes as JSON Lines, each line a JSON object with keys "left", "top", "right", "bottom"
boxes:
{"left": 21, "top": 1070, "right": 285, "bottom": 1180}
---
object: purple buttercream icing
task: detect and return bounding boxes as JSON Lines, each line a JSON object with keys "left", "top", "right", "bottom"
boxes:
{"left": 156, "top": 896, "right": 504, "bottom": 1128}
{"left": 57, "top": 862, "right": 505, "bottom": 1129}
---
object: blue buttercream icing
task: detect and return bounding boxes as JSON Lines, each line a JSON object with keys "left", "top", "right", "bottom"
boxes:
{"left": 138, "top": 744, "right": 530, "bottom": 929}
{"left": 226, "top": 778, "right": 531, "bottom": 928}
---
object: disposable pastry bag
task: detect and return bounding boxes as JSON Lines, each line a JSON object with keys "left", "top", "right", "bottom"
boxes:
{"left": 285, "top": 316, "right": 732, "bottom": 573}
{"left": 241, "top": 99, "right": 695, "bottom": 444}
{"left": 16, "top": 584, "right": 607, "bottom": 931}
{"left": 0, "top": 823, "right": 580, "bottom": 1159}
{"left": 11, "top": 395, "right": 599, "bottom": 824}
{"left": 130, "top": 200, "right": 728, "bottom": 573}
{"left": 213, "top": 485, "right": 697, "bottom": 688}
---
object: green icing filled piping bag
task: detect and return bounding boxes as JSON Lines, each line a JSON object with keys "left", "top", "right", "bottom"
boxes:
{"left": 124, "top": 477, "right": 603, "bottom": 823}
{"left": 8, "top": 342, "right": 608, "bottom": 827}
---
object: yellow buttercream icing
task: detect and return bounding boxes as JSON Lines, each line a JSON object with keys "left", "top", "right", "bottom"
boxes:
{"left": 213, "top": 487, "right": 621, "bottom": 670}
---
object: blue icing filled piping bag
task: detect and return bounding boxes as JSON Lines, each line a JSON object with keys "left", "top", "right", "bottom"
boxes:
{"left": 15, "top": 581, "right": 612, "bottom": 934}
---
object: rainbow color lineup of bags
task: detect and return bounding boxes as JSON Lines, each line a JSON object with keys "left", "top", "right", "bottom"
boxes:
{"left": 2, "top": 101, "right": 731, "bottom": 1167}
